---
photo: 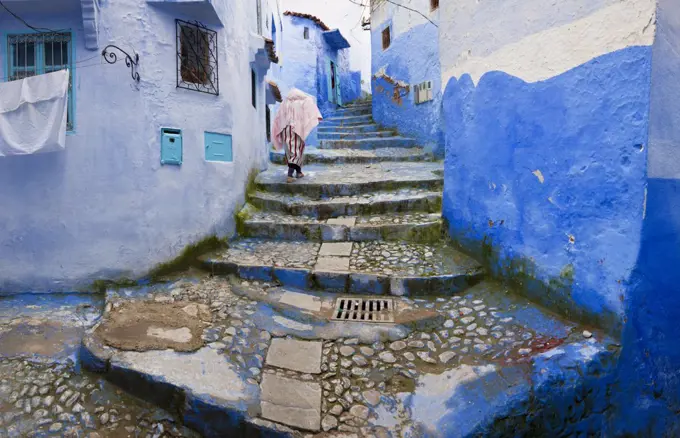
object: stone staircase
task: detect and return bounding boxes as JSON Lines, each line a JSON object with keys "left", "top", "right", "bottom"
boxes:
{"left": 201, "top": 100, "right": 485, "bottom": 296}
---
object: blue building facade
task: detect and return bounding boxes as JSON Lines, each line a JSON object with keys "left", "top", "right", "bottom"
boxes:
{"left": 369, "top": 0, "right": 443, "bottom": 155}
{"left": 278, "top": 11, "right": 361, "bottom": 145}
{"left": 436, "top": 0, "right": 680, "bottom": 434}
{"left": 0, "top": 0, "right": 282, "bottom": 292}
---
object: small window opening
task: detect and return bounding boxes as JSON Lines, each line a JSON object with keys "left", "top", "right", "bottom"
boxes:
{"left": 382, "top": 26, "right": 391, "bottom": 50}
{"left": 266, "top": 107, "right": 271, "bottom": 142}
{"left": 251, "top": 69, "right": 257, "bottom": 109}
{"left": 304, "top": 27, "right": 310, "bottom": 40}
{"left": 430, "top": 0, "right": 439, "bottom": 11}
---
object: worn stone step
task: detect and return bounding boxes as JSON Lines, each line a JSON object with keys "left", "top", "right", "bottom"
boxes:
{"left": 248, "top": 188, "right": 442, "bottom": 219}
{"left": 318, "top": 124, "right": 383, "bottom": 133}
{"left": 328, "top": 106, "right": 372, "bottom": 117}
{"left": 319, "top": 137, "right": 418, "bottom": 150}
{"left": 321, "top": 114, "right": 373, "bottom": 126}
{"left": 240, "top": 207, "right": 443, "bottom": 243}
{"left": 318, "top": 130, "right": 397, "bottom": 140}
{"left": 269, "top": 147, "right": 433, "bottom": 165}
{"left": 200, "top": 239, "right": 484, "bottom": 295}
{"left": 255, "top": 162, "right": 443, "bottom": 197}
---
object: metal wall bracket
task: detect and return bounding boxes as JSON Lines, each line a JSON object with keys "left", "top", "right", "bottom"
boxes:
{"left": 102, "top": 45, "right": 140, "bottom": 82}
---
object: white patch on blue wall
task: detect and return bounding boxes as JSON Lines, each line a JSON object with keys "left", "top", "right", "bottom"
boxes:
{"left": 441, "top": 0, "right": 656, "bottom": 85}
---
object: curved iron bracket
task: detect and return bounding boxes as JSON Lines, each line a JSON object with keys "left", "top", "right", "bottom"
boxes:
{"left": 101, "top": 45, "right": 140, "bottom": 82}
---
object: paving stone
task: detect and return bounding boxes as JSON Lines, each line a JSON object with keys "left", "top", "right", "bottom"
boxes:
{"left": 315, "top": 257, "right": 351, "bottom": 272}
{"left": 266, "top": 339, "right": 323, "bottom": 374}
{"left": 319, "top": 242, "right": 354, "bottom": 257}
{"left": 260, "top": 374, "right": 321, "bottom": 431}
{"left": 279, "top": 291, "right": 322, "bottom": 312}
{"left": 326, "top": 217, "right": 357, "bottom": 227}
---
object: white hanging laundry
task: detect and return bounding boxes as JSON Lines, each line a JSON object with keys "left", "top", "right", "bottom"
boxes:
{"left": 0, "top": 69, "right": 69, "bottom": 157}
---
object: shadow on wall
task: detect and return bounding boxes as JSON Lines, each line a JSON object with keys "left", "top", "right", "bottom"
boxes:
{"left": 441, "top": 46, "right": 652, "bottom": 334}
{"left": 612, "top": 177, "right": 680, "bottom": 436}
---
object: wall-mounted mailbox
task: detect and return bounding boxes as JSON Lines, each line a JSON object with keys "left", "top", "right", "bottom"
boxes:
{"left": 205, "top": 132, "right": 233, "bottom": 162}
{"left": 160, "top": 128, "right": 183, "bottom": 165}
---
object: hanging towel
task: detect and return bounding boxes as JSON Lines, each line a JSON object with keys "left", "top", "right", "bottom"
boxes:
{"left": 0, "top": 69, "right": 69, "bottom": 157}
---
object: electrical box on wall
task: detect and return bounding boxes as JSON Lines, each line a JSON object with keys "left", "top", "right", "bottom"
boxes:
{"left": 160, "top": 128, "right": 182, "bottom": 166}
{"left": 414, "top": 81, "right": 433, "bottom": 104}
{"left": 204, "top": 132, "right": 233, "bottom": 162}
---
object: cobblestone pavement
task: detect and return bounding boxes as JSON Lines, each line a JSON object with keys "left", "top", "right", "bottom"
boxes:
{"left": 0, "top": 294, "right": 199, "bottom": 438}
{"left": 0, "top": 358, "right": 199, "bottom": 438}
{"left": 86, "top": 275, "right": 595, "bottom": 437}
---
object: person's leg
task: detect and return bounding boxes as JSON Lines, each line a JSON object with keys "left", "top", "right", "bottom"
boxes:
{"left": 288, "top": 164, "right": 296, "bottom": 178}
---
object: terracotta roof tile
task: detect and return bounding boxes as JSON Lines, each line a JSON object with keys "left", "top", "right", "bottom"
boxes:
{"left": 267, "top": 80, "right": 282, "bottom": 103}
{"left": 283, "top": 11, "right": 330, "bottom": 31}
{"left": 263, "top": 37, "right": 279, "bottom": 64}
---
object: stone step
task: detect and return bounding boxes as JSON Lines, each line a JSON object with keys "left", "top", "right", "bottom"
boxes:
{"left": 248, "top": 188, "right": 442, "bottom": 219}
{"left": 254, "top": 162, "right": 443, "bottom": 198}
{"left": 318, "top": 124, "right": 382, "bottom": 133}
{"left": 319, "top": 137, "right": 418, "bottom": 150}
{"left": 328, "top": 106, "right": 372, "bottom": 117}
{"left": 321, "top": 114, "right": 373, "bottom": 126}
{"left": 317, "top": 130, "right": 397, "bottom": 140}
{"left": 240, "top": 207, "right": 443, "bottom": 243}
{"left": 200, "top": 239, "right": 485, "bottom": 295}
{"left": 269, "top": 147, "right": 433, "bottom": 165}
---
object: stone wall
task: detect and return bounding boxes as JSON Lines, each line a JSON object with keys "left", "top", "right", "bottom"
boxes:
{"left": 0, "top": 0, "right": 278, "bottom": 292}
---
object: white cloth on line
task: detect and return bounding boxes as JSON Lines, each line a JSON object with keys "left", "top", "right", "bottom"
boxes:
{"left": 0, "top": 69, "right": 69, "bottom": 157}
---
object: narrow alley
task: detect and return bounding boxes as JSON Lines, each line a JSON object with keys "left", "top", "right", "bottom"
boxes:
{"left": 2, "top": 0, "right": 680, "bottom": 437}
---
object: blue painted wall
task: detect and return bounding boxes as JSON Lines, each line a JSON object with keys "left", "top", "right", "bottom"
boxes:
{"left": 0, "top": 0, "right": 280, "bottom": 292}
{"left": 370, "top": 2, "right": 443, "bottom": 154}
{"left": 439, "top": 0, "right": 680, "bottom": 434}
{"left": 441, "top": 46, "right": 651, "bottom": 331}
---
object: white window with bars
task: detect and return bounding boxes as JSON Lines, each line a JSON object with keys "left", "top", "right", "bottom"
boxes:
{"left": 7, "top": 32, "right": 74, "bottom": 130}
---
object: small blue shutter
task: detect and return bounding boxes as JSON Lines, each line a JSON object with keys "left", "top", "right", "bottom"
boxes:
{"left": 160, "top": 128, "right": 182, "bottom": 165}
{"left": 205, "top": 132, "right": 233, "bottom": 162}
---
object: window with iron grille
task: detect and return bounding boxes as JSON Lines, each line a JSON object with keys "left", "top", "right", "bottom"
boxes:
{"left": 382, "top": 26, "right": 391, "bottom": 50}
{"left": 7, "top": 32, "right": 74, "bottom": 131}
{"left": 176, "top": 20, "right": 219, "bottom": 95}
{"left": 431, "top": 0, "right": 439, "bottom": 10}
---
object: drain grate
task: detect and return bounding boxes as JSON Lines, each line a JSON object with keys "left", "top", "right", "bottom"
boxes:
{"left": 331, "top": 297, "right": 395, "bottom": 323}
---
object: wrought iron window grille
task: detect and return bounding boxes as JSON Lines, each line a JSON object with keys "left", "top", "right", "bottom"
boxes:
{"left": 7, "top": 32, "right": 74, "bottom": 130}
{"left": 176, "top": 19, "right": 219, "bottom": 96}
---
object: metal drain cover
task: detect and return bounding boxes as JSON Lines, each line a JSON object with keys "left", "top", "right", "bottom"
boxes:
{"left": 331, "top": 297, "right": 395, "bottom": 323}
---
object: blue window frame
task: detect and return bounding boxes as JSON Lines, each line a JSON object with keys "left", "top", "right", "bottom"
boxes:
{"left": 7, "top": 32, "right": 74, "bottom": 131}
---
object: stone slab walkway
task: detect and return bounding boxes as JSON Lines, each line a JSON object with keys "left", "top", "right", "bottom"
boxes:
{"left": 269, "top": 147, "right": 433, "bottom": 165}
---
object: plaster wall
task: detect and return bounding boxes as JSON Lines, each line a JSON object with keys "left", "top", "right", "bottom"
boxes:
{"left": 439, "top": 0, "right": 656, "bottom": 331}
{"left": 370, "top": 0, "right": 442, "bottom": 154}
{"left": 0, "top": 0, "right": 276, "bottom": 292}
